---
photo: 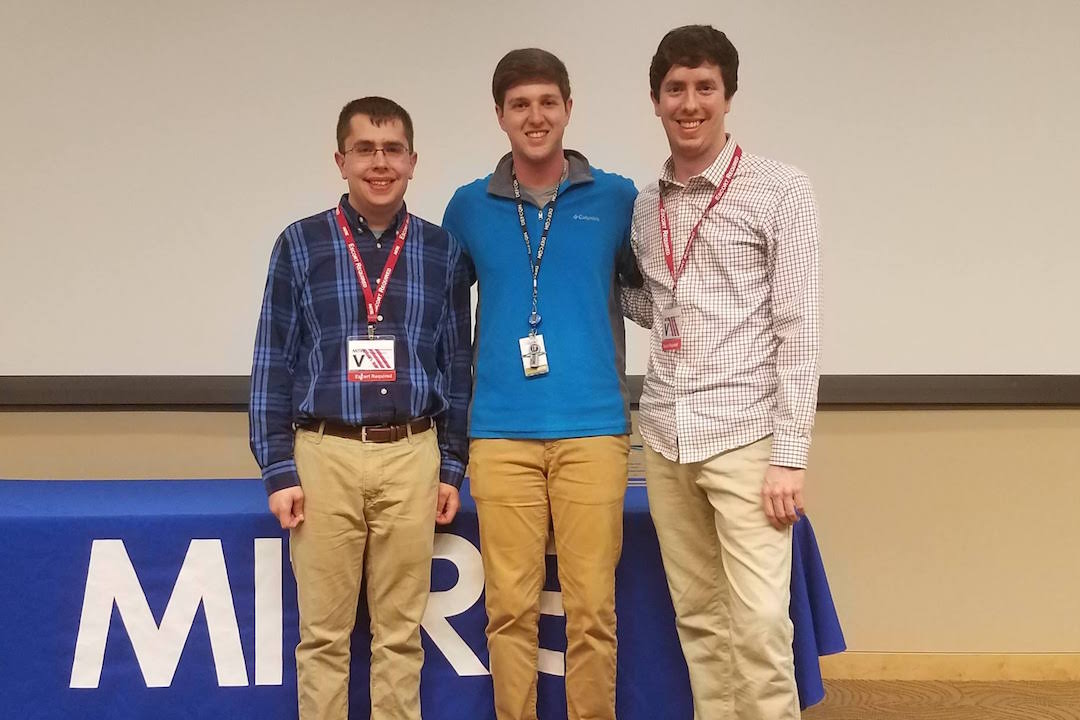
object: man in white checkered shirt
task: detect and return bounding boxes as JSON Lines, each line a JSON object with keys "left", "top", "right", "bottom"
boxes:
{"left": 621, "top": 25, "right": 821, "bottom": 720}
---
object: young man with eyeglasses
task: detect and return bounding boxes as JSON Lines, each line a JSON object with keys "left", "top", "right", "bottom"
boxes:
{"left": 442, "top": 49, "right": 641, "bottom": 720}
{"left": 249, "top": 96, "right": 472, "bottom": 720}
{"left": 623, "top": 25, "right": 821, "bottom": 720}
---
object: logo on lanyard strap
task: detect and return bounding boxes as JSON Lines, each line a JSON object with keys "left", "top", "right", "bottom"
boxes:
{"left": 657, "top": 145, "right": 742, "bottom": 296}
{"left": 656, "top": 145, "right": 741, "bottom": 352}
{"left": 334, "top": 204, "right": 409, "bottom": 338}
{"left": 512, "top": 173, "right": 559, "bottom": 335}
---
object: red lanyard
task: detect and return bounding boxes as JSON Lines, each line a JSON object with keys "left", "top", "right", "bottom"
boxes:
{"left": 334, "top": 204, "right": 409, "bottom": 333}
{"left": 658, "top": 145, "right": 742, "bottom": 295}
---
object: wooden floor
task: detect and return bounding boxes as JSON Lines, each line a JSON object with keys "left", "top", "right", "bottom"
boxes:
{"left": 802, "top": 680, "right": 1080, "bottom": 719}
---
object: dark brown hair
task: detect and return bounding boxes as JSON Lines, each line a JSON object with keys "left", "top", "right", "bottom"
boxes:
{"left": 492, "top": 48, "right": 571, "bottom": 108}
{"left": 650, "top": 25, "right": 739, "bottom": 100}
{"left": 335, "top": 96, "right": 415, "bottom": 153}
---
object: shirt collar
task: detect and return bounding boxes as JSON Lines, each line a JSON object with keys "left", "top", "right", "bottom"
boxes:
{"left": 660, "top": 134, "right": 737, "bottom": 190}
{"left": 338, "top": 193, "right": 408, "bottom": 235}
{"left": 486, "top": 149, "right": 594, "bottom": 200}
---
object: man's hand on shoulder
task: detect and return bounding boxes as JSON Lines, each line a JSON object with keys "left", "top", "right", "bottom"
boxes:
{"left": 268, "top": 486, "right": 305, "bottom": 529}
{"left": 436, "top": 483, "right": 460, "bottom": 525}
{"left": 761, "top": 465, "right": 805, "bottom": 530}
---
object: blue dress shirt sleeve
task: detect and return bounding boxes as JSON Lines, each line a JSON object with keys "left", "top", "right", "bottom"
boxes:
{"left": 435, "top": 234, "right": 474, "bottom": 488}
{"left": 249, "top": 231, "right": 303, "bottom": 495}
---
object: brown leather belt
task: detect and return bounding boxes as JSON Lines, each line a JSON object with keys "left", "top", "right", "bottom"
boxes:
{"left": 300, "top": 417, "right": 433, "bottom": 443}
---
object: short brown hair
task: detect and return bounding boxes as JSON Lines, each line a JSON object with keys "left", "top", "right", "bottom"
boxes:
{"left": 650, "top": 25, "right": 739, "bottom": 101}
{"left": 335, "top": 96, "right": 415, "bottom": 153}
{"left": 492, "top": 48, "right": 571, "bottom": 108}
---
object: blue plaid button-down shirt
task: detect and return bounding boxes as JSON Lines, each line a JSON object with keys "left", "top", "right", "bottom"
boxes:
{"left": 249, "top": 195, "right": 472, "bottom": 494}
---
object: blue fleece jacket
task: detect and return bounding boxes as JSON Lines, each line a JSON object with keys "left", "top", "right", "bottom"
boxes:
{"left": 443, "top": 151, "right": 637, "bottom": 439}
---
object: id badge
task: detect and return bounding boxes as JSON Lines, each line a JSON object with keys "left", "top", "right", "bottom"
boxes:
{"left": 661, "top": 306, "right": 682, "bottom": 352}
{"left": 518, "top": 334, "right": 550, "bottom": 377}
{"left": 347, "top": 336, "right": 396, "bottom": 382}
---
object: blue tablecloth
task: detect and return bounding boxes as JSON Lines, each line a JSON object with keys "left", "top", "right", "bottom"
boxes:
{"left": 0, "top": 478, "right": 844, "bottom": 719}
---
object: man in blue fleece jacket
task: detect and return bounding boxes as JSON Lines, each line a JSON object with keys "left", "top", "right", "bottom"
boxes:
{"left": 442, "top": 48, "right": 640, "bottom": 720}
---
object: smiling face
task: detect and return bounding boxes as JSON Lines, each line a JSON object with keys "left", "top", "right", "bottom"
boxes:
{"left": 496, "top": 82, "right": 572, "bottom": 170}
{"left": 333, "top": 113, "right": 416, "bottom": 225}
{"left": 652, "top": 62, "right": 732, "bottom": 175}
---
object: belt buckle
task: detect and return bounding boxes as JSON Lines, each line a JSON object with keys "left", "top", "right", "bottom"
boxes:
{"left": 361, "top": 424, "right": 389, "bottom": 443}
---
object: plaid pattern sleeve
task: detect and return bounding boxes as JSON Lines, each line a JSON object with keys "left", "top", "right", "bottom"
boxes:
{"left": 617, "top": 227, "right": 655, "bottom": 329}
{"left": 766, "top": 173, "right": 821, "bottom": 467}
{"left": 249, "top": 230, "right": 303, "bottom": 494}
{"left": 434, "top": 236, "right": 474, "bottom": 488}
{"left": 631, "top": 139, "right": 821, "bottom": 468}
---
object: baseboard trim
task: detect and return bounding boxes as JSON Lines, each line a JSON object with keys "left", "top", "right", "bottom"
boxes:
{"left": 821, "top": 652, "right": 1080, "bottom": 681}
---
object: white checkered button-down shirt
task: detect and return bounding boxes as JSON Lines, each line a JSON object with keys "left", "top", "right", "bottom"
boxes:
{"left": 625, "top": 136, "right": 821, "bottom": 468}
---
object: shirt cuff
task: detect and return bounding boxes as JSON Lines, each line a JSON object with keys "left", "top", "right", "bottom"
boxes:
{"left": 770, "top": 434, "right": 810, "bottom": 469}
{"left": 262, "top": 459, "right": 300, "bottom": 495}
{"left": 439, "top": 458, "right": 465, "bottom": 489}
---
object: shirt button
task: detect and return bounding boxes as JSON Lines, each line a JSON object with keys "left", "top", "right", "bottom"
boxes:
{"left": 377, "top": 314, "right": 384, "bottom": 321}
{"left": 376, "top": 243, "right": 382, "bottom": 249}
{"left": 380, "top": 388, "right": 388, "bottom": 395}
{"left": 375, "top": 278, "right": 380, "bottom": 285}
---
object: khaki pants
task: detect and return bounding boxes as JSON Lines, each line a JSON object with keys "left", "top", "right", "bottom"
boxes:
{"left": 290, "top": 424, "right": 441, "bottom": 720}
{"left": 645, "top": 437, "right": 800, "bottom": 720}
{"left": 469, "top": 435, "right": 629, "bottom": 720}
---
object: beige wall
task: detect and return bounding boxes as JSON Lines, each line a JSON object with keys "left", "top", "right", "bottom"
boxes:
{"left": 807, "top": 408, "right": 1080, "bottom": 655}
{"left": 0, "top": 411, "right": 259, "bottom": 480}
{"left": 2, "top": 408, "right": 1078, "bottom": 654}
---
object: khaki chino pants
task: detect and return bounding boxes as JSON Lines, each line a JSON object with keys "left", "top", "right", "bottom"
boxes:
{"left": 469, "top": 435, "right": 630, "bottom": 720}
{"left": 290, "top": 424, "right": 441, "bottom": 720}
{"left": 645, "top": 436, "right": 800, "bottom": 720}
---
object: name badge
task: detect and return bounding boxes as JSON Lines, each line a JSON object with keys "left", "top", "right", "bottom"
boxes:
{"left": 518, "top": 334, "right": 549, "bottom": 377}
{"left": 347, "top": 336, "right": 396, "bottom": 382}
{"left": 661, "top": 306, "right": 682, "bottom": 352}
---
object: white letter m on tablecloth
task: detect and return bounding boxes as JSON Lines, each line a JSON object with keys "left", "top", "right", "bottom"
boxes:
{"left": 69, "top": 539, "right": 253, "bottom": 689}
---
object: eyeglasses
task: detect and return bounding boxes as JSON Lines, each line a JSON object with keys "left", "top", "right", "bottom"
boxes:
{"left": 343, "top": 142, "right": 411, "bottom": 162}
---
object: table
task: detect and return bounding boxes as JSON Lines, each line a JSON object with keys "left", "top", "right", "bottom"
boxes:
{"left": 0, "top": 478, "right": 844, "bottom": 719}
